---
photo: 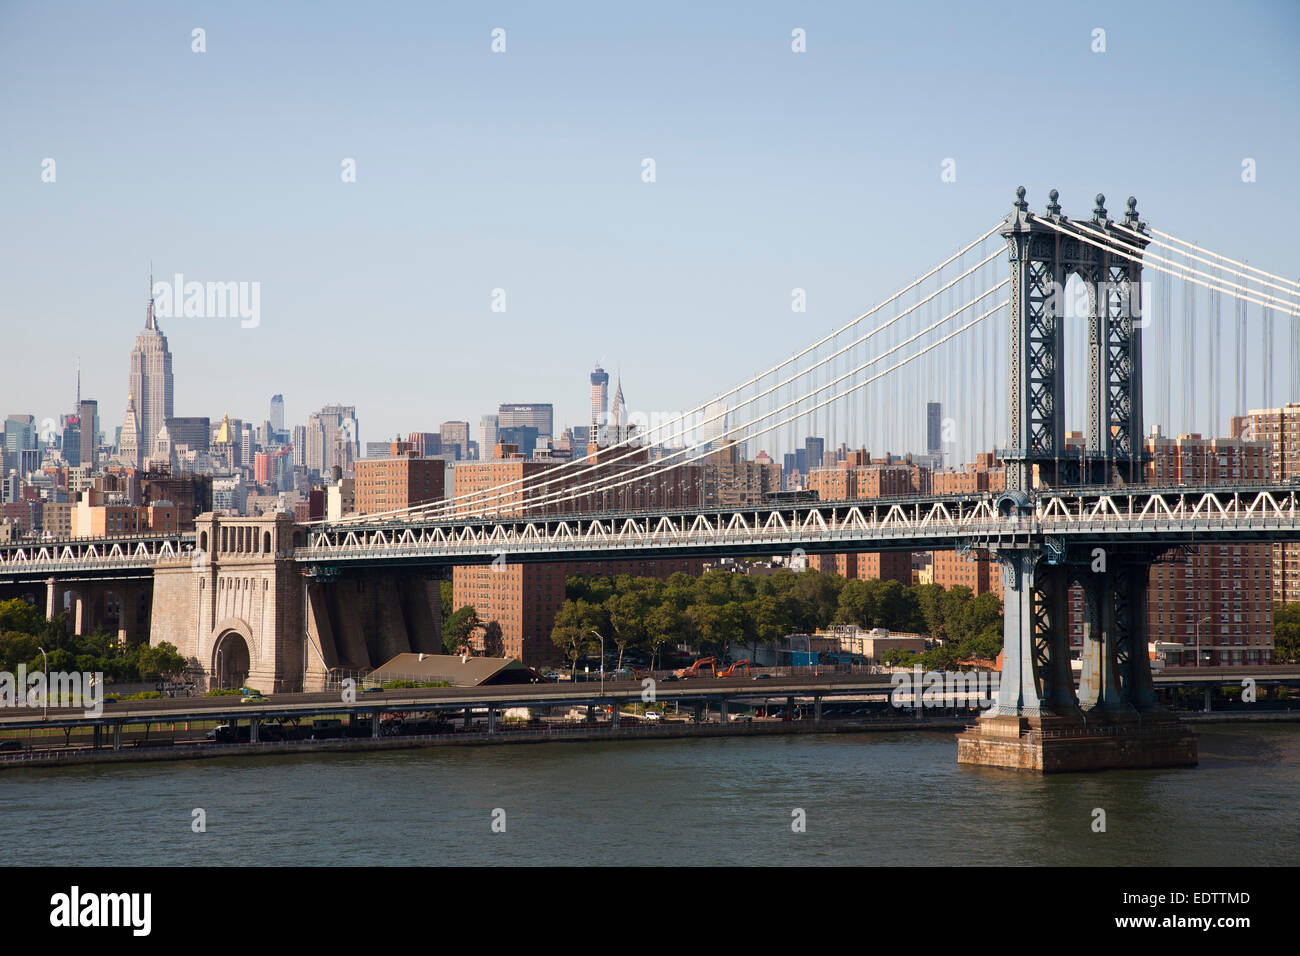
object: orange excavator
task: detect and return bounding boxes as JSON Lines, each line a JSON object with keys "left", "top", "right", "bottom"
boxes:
{"left": 674, "top": 657, "right": 718, "bottom": 679}
{"left": 717, "top": 659, "right": 752, "bottom": 678}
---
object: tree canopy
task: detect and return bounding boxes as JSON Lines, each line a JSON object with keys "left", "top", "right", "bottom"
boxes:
{"left": 0, "top": 598, "right": 187, "bottom": 682}
{"left": 550, "top": 567, "right": 1004, "bottom": 666}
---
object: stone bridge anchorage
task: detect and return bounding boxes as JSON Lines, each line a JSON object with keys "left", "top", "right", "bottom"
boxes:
{"left": 149, "top": 513, "right": 443, "bottom": 692}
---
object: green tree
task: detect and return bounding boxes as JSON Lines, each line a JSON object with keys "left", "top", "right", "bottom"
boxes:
{"left": 645, "top": 603, "right": 683, "bottom": 671}
{"left": 1274, "top": 603, "right": 1300, "bottom": 664}
{"left": 134, "top": 642, "right": 188, "bottom": 681}
{"left": 914, "top": 583, "right": 947, "bottom": 638}
{"left": 550, "top": 599, "right": 602, "bottom": 676}
{"left": 443, "top": 606, "right": 481, "bottom": 655}
{"left": 481, "top": 621, "right": 506, "bottom": 658}
{"left": 605, "top": 589, "right": 649, "bottom": 670}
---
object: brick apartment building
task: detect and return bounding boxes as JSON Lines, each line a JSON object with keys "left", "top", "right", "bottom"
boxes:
{"left": 931, "top": 452, "right": 1005, "bottom": 597}
{"left": 702, "top": 440, "right": 782, "bottom": 508}
{"left": 354, "top": 446, "right": 447, "bottom": 515}
{"left": 452, "top": 442, "right": 706, "bottom": 665}
{"left": 804, "top": 450, "right": 930, "bottom": 584}
{"left": 1120, "top": 430, "right": 1273, "bottom": 665}
{"left": 70, "top": 488, "right": 180, "bottom": 537}
{"left": 1235, "top": 402, "right": 1300, "bottom": 606}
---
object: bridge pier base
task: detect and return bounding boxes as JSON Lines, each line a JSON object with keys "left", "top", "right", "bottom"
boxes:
{"left": 958, "top": 537, "right": 1196, "bottom": 773}
{"left": 957, "top": 711, "right": 1196, "bottom": 773}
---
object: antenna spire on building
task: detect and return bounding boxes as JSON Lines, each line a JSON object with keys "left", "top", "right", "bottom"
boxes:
{"left": 146, "top": 263, "right": 157, "bottom": 330}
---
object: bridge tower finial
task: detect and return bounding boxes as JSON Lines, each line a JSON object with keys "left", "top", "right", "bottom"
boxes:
{"left": 1092, "top": 193, "right": 1107, "bottom": 221}
{"left": 1046, "top": 188, "right": 1061, "bottom": 217}
{"left": 1013, "top": 185, "right": 1028, "bottom": 213}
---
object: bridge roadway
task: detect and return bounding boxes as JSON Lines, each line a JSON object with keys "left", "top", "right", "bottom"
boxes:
{"left": 1, "top": 484, "right": 1298, "bottom": 581}
{"left": 301, "top": 482, "right": 1300, "bottom": 567}
{"left": 3, "top": 667, "right": 1298, "bottom": 733}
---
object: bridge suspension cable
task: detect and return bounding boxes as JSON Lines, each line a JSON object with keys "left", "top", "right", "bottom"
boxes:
{"left": 327, "top": 225, "right": 1007, "bottom": 524}
{"left": 1033, "top": 216, "right": 1300, "bottom": 318}
{"left": 1064, "top": 220, "right": 1300, "bottom": 312}
{"left": 1142, "top": 227, "right": 1300, "bottom": 292}
{"left": 339, "top": 277, "right": 1007, "bottom": 523}
{"left": 397, "top": 270, "right": 1007, "bottom": 520}
{"left": 408, "top": 297, "right": 1010, "bottom": 518}
{"left": 466, "top": 287, "right": 1009, "bottom": 515}
{"left": 411, "top": 254, "right": 1001, "bottom": 519}
{"left": 1110, "top": 222, "right": 1300, "bottom": 300}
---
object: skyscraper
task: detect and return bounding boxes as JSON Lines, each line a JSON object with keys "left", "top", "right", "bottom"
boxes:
{"left": 926, "top": 401, "right": 943, "bottom": 464}
{"left": 118, "top": 393, "right": 141, "bottom": 469}
{"left": 804, "top": 436, "right": 826, "bottom": 472}
{"left": 439, "top": 421, "right": 470, "bottom": 460}
{"left": 607, "top": 378, "right": 628, "bottom": 445}
{"left": 498, "top": 404, "right": 554, "bottom": 441}
{"left": 480, "top": 415, "right": 499, "bottom": 456}
{"left": 590, "top": 363, "right": 609, "bottom": 438}
{"left": 78, "top": 399, "right": 98, "bottom": 469}
{"left": 129, "top": 277, "right": 174, "bottom": 457}
{"left": 269, "top": 394, "right": 285, "bottom": 434}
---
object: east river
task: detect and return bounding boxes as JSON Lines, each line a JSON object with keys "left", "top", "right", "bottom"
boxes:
{"left": 5, "top": 724, "right": 1297, "bottom": 865}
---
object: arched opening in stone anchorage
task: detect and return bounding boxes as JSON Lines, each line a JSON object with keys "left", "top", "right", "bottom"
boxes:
{"left": 263, "top": 531, "right": 272, "bottom": 554}
{"left": 213, "top": 632, "right": 251, "bottom": 691}
{"left": 199, "top": 531, "right": 208, "bottom": 553}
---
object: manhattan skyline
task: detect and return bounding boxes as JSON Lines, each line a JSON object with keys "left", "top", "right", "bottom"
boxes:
{"left": 3, "top": 0, "right": 1298, "bottom": 444}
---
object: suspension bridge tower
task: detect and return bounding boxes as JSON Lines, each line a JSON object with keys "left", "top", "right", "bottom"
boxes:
{"left": 957, "top": 187, "right": 1197, "bottom": 772}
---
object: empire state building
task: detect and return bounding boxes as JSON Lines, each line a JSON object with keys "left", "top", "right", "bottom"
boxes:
{"left": 129, "top": 278, "right": 174, "bottom": 457}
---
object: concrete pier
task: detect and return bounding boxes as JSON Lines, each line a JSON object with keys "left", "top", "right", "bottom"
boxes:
{"left": 957, "top": 712, "right": 1197, "bottom": 773}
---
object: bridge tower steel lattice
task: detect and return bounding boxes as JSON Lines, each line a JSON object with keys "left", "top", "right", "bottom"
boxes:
{"left": 975, "top": 188, "right": 1177, "bottom": 753}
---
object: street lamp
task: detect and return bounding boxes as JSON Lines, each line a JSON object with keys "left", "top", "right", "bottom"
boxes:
{"left": 1194, "top": 614, "right": 1213, "bottom": 668}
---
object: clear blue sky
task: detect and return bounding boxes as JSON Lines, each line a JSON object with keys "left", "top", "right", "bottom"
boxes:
{"left": 2, "top": 0, "right": 1297, "bottom": 450}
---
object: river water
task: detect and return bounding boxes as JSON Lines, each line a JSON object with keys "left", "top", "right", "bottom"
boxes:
{"left": 4, "top": 724, "right": 1297, "bottom": 866}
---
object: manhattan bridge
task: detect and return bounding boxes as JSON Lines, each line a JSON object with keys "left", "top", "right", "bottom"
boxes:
{"left": 4, "top": 187, "right": 1299, "bottom": 769}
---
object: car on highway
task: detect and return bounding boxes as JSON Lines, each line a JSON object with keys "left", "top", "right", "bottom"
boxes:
{"left": 752, "top": 673, "right": 773, "bottom": 680}
{"left": 659, "top": 674, "right": 680, "bottom": 682}
{"left": 643, "top": 711, "right": 662, "bottom": 722}
{"left": 240, "top": 692, "right": 269, "bottom": 704}
{"left": 0, "top": 740, "right": 23, "bottom": 752}
{"left": 363, "top": 686, "right": 385, "bottom": 694}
